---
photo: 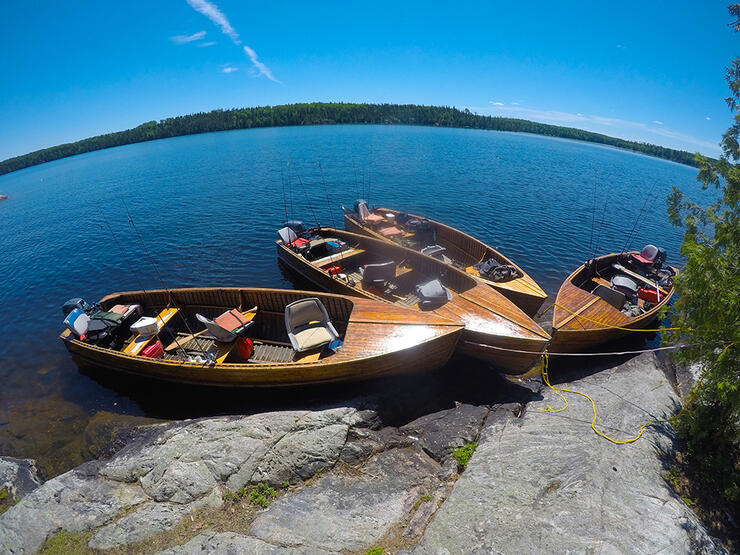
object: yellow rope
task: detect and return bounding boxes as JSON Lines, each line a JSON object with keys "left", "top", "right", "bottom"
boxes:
{"left": 537, "top": 351, "right": 673, "bottom": 444}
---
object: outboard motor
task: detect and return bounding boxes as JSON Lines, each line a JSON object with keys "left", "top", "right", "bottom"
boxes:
{"left": 62, "top": 298, "right": 90, "bottom": 317}
{"left": 283, "top": 220, "right": 305, "bottom": 234}
{"left": 653, "top": 248, "right": 667, "bottom": 270}
{"left": 353, "top": 199, "right": 369, "bottom": 215}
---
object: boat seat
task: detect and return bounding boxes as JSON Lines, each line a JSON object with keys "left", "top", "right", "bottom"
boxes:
{"left": 416, "top": 279, "right": 453, "bottom": 308}
{"left": 284, "top": 298, "right": 339, "bottom": 352}
{"left": 421, "top": 244, "right": 447, "bottom": 260}
{"left": 360, "top": 261, "right": 396, "bottom": 287}
{"left": 196, "top": 309, "right": 254, "bottom": 343}
{"left": 277, "top": 227, "right": 310, "bottom": 250}
{"left": 378, "top": 226, "right": 404, "bottom": 238}
{"left": 355, "top": 199, "right": 384, "bottom": 224}
{"left": 631, "top": 244, "right": 659, "bottom": 265}
{"left": 610, "top": 275, "right": 639, "bottom": 296}
{"left": 592, "top": 284, "right": 626, "bottom": 310}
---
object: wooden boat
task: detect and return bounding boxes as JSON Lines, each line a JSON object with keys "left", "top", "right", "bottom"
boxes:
{"left": 550, "top": 251, "right": 678, "bottom": 352}
{"left": 342, "top": 202, "right": 547, "bottom": 317}
{"left": 276, "top": 226, "right": 551, "bottom": 374}
{"left": 60, "top": 287, "right": 463, "bottom": 387}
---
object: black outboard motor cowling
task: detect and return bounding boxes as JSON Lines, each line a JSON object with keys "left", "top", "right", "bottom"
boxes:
{"left": 62, "top": 298, "right": 90, "bottom": 317}
{"left": 654, "top": 248, "right": 667, "bottom": 269}
{"left": 283, "top": 220, "right": 305, "bottom": 234}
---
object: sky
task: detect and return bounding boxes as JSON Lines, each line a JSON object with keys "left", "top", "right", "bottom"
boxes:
{"left": 0, "top": 1, "right": 736, "bottom": 160}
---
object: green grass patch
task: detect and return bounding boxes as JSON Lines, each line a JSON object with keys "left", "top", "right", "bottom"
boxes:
{"left": 452, "top": 442, "right": 478, "bottom": 471}
{"left": 364, "top": 547, "right": 384, "bottom": 555}
{"left": 222, "top": 482, "right": 278, "bottom": 508}
{"left": 39, "top": 530, "right": 94, "bottom": 554}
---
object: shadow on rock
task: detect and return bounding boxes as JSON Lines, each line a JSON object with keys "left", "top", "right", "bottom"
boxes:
{"left": 78, "top": 352, "right": 539, "bottom": 428}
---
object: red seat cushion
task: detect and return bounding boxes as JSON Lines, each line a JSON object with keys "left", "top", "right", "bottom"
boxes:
{"left": 290, "top": 237, "right": 310, "bottom": 247}
{"left": 632, "top": 253, "right": 652, "bottom": 264}
{"left": 379, "top": 226, "right": 403, "bottom": 237}
{"left": 215, "top": 309, "right": 250, "bottom": 332}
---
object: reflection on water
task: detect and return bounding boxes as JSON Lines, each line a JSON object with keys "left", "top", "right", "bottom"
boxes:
{"left": 0, "top": 125, "right": 706, "bottom": 477}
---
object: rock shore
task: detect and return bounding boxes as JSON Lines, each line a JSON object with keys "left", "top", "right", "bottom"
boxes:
{"left": 0, "top": 353, "right": 727, "bottom": 554}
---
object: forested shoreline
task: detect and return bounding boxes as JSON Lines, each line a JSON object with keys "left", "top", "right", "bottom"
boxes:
{"left": 0, "top": 103, "right": 700, "bottom": 176}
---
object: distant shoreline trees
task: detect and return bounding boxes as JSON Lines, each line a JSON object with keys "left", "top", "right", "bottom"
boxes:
{"left": 0, "top": 103, "right": 700, "bottom": 176}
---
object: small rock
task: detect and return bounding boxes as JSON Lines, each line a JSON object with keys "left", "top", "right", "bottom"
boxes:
{"left": 0, "top": 457, "right": 42, "bottom": 502}
{"left": 400, "top": 404, "right": 489, "bottom": 461}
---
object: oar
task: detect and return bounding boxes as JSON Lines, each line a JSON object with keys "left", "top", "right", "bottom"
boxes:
{"left": 611, "top": 264, "right": 670, "bottom": 296}
{"left": 165, "top": 306, "right": 258, "bottom": 352}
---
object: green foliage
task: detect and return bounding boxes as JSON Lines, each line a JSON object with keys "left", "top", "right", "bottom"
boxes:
{"left": 666, "top": 5, "right": 740, "bottom": 506}
{"left": 0, "top": 103, "right": 700, "bottom": 176}
{"left": 0, "top": 487, "right": 7, "bottom": 500}
{"left": 222, "top": 482, "right": 278, "bottom": 508}
{"left": 422, "top": 493, "right": 432, "bottom": 502}
{"left": 248, "top": 482, "right": 277, "bottom": 508}
{"left": 452, "top": 442, "right": 478, "bottom": 471}
{"left": 364, "top": 547, "right": 384, "bottom": 555}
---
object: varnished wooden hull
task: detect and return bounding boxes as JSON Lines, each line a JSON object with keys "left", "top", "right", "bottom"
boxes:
{"left": 551, "top": 253, "right": 677, "bottom": 353}
{"left": 61, "top": 288, "right": 463, "bottom": 387}
{"left": 277, "top": 228, "right": 550, "bottom": 374}
{"left": 344, "top": 210, "right": 547, "bottom": 317}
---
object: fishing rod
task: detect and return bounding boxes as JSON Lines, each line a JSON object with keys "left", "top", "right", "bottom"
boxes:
{"left": 291, "top": 163, "right": 321, "bottom": 230}
{"left": 318, "top": 161, "right": 337, "bottom": 229}
{"left": 118, "top": 197, "right": 211, "bottom": 360}
{"left": 95, "top": 198, "right": 193, "bottom": 360}
{"left": 281, "top": 164, "right": 289, "bottom": 223}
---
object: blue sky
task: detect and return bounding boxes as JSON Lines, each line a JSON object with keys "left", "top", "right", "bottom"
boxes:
{"left": 0, "top": 1, "right": 736, "bottom": 160}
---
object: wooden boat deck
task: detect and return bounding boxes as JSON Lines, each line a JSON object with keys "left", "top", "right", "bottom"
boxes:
{"left": 343, "top": 208, "right": 547, "bottom": 316}
{"left": 277, "top": 227, "right": 550, "bottom": 374}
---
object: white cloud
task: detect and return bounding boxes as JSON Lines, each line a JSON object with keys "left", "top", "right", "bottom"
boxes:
{"left": 222, "top": 66, "right": 238, "bottom": 73}
{"left": 184, "top": 0, "right": 279, "bottom": 82}
{"left": 490, "top": 101, "right": 505, "bottom": 106}
{"left": 653, "top": 120, "right": 663, "bottom": 125}
{"left": 511, "top": 102, "right": 520, "bottom": 105}
{"left": 170, "top": 30, "right": 207, "bottom": 44}
{"left": 198, "top": 41, "right": 216, "bottom": 47}
{"left": 185, "top": 0, "right": 240, "bottom": 44}
{"left": 480, "top": 104, "right": 719, "bottom": 154}
{"left": 706, "top": 116, "right": 711, "bottom": 120}
{"left": 244, "top": 45, "right": 278, "bottom": 82}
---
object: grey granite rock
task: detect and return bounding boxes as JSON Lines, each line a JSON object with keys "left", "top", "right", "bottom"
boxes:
{"left": 250, "top": 447, "right": 440, "bottom": 552}
{"left": 88, "top": 489, "right": 223, "bottom": 550}
{"left": 0, "top": 407, "right": 376, "bottom": 554}
{"left": 0, "top": 466, "right": 147, "bottom": 554}
{"left": 159, "top": 530, "right": 340, "bottom": 554}
{"left": 413, "top": 354, "right": 725, "bottom": 554}
{"left": 401, "top": 403, "right": 490, "bottom": 461}
{"left": 0, "top": 457, "right": 42, "bottom": 502}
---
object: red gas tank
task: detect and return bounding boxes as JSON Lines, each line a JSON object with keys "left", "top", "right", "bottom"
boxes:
{"left": 638, "top": 288, "right": 660, "bottom": 303}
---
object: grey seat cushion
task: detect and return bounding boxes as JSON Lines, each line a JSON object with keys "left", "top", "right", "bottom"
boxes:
{"left": 610, "top": 275, "right": 639, "bottom": 294}
{"left": 416, "top": 279, "right": 453, "bottom": 306}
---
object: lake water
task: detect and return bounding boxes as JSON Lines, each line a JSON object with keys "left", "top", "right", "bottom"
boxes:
{"left": 0, "top": 124, "right": 707, "bottom": 477}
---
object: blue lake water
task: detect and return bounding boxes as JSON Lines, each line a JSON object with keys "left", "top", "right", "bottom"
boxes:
{"left": 0, "top": 124, "right": 707, "bottom": 476}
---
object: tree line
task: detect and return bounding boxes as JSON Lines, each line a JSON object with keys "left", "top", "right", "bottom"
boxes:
{"left": 0, "top": 103, "right": 700, "bottom": 176}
